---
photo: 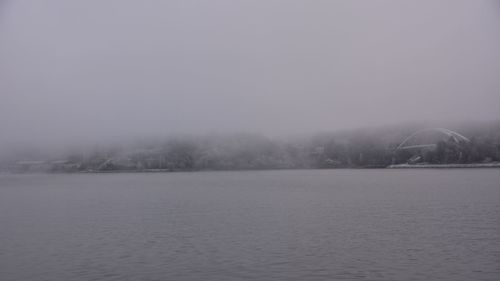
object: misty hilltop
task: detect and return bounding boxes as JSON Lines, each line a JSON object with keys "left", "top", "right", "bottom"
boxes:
{"left": 1, "top": 0, "right": 500, "bottom": 150}
{"left": 2, "top": 120, "right": 500, "bottom": 172}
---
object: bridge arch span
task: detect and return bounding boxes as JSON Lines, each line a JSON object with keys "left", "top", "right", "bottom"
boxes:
{"left": 396, "top": 128, "right": 470, "bottom": 151}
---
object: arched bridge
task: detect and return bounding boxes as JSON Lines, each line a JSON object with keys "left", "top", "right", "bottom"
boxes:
{"left": 396, "top": 128, "right": 470, "bottom": 151}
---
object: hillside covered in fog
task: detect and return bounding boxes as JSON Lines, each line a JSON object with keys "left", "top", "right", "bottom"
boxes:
{"left": 2, "top": 121, "right": 500, "bottom": 173}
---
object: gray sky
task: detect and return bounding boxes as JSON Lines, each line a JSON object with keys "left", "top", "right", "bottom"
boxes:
{"left": 1, "top": 0, "right": 500, "bottom": 148}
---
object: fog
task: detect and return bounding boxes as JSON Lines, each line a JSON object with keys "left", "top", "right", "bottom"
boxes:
{"left": 1, "top": 0, "right": 500, "bottom": 151}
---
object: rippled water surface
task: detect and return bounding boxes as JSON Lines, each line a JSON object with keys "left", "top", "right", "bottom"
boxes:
{"left": 1, "top": 170, "right": 499, "bottom": 281}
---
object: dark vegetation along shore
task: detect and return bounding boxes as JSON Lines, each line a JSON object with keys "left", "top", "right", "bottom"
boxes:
{"left": 2, "top": 121, "right": 500, "bottom": 173}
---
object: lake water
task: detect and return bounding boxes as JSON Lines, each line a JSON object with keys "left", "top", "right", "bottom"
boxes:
{"left": 1, "top": 169, "right": 499, "bottom": 281}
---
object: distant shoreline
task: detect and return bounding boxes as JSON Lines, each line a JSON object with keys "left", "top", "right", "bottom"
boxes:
{"left": 77, "top": 163, "right": 500, "bottom": 172}
{"left": 3, "top": 164, "right": 500, "bottom": 175}
{"left": 387, "top": 163, "right": 500, "bottom": 169}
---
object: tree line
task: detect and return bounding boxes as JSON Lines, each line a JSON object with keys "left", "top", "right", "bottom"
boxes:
{"left": 59, "top": 121, "right": 500, "bottom": 172}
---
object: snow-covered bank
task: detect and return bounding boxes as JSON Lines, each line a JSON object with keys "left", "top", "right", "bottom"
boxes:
{"left": 388, "top": 163, "right": 500, "bottom": 169}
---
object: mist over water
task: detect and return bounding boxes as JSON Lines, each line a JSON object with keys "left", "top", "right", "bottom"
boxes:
{"left": 1, "top": 0, "right": 500, "bottom": 153}
{"left": 2, "top": 2, "right": 500, "bottom": 280}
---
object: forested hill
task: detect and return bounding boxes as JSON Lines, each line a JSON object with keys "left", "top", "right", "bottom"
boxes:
{"left": 3, "top": 121, "right": 500, "bottom": 172}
